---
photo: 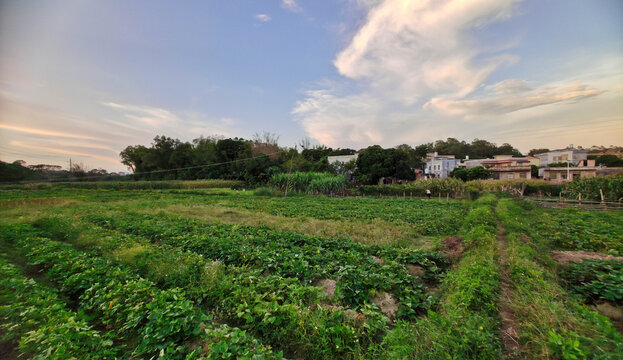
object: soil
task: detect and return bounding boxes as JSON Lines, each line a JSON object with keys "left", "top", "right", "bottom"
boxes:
{"left": 372, "top": 291, "right": 398, "bottom": 318}
{"left": 440, "top": 236, "right": 464, "bottom": 261}
{"left": 497, "top": 226, "right": 521, "bottom": 355}
{"left": 371, "top": 256, "right": 387, "bottom": 265}
{"left": 550, "top": 251, "right": 623, "bottom": 265}
{"left": 595, "top": 302, "right": 623, "bottom": 333}
{"left": 406, "top": 264, "right": 424, "bottom": 277}
{"left": 315, "top": 278, "right": 337, "bottom": 299}
{"left": 0, "top": 329, "right": 18, "bottom": 360}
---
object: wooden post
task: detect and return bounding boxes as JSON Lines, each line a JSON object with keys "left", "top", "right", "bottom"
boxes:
{"left": 403, "top": 190, "right": 406, "bottom": 199}
{"left": 599, "top": 189, "right": 605, "bottom": 204}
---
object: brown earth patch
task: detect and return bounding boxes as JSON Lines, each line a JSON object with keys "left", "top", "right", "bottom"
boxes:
{"left": 497, "top": 227, "right": 521, "bottom": 355}
{"left": 406, "top": 264, "right": 424, "bottom": 277}
{"left": 440, "top": 236, "right": 464, "bottom": 261}
{"left": 550, "top": 251, "right": 623, "bottom": 265}
{"left": 372, "top": 291, "right": 398, "bottom": 318}
{"left": 0, "top": 329, "right": 18, "bottom": 360}
{"left": 315, "top": 279, "right": 337, "bottom": 299}
{"left": 371, "top": 255, "right": 387, "bottom": 265}
{"left": 595, "top": 302, "right": 623, "bottom": 333}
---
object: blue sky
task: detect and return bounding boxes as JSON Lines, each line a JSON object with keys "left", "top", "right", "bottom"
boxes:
{"left": 1, "top": 0, "right": 622, "bottom": 171}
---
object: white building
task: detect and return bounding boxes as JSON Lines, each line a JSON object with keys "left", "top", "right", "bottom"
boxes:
{"left": 327, "top": 154, "right": 358, "bottom": 164}
{"left": 534, "top": 147, "right": 587, "bottom": 167}
{"left": 424, "top": 152, "right": 459, "bottom": 179}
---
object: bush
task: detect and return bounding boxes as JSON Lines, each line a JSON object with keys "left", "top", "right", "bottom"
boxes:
{"left": 271, "top": 172, "right": 347, "bottom": 194}
{"left": 254, "top": 187, "right": 276, "bottom": 196}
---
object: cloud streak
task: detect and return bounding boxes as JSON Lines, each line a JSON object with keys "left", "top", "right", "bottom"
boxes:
{"left": 254, "top": 14, "right": 271, "bottom": 22}
{"left": 0, "top": 124, "right": 100, "bottom": 141}
{"left": 426, "top": 81, "right": 604, "bottom": 119}
{"left": 281, "top": 0, "right": 302, "bottom": 13}
{"left": 293, "top": 0, "right": 613, "bottom": 150}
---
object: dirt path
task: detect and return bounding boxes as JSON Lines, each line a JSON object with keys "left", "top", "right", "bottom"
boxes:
{"left": 497, "top": 225, "right": 521, "bottom": 356}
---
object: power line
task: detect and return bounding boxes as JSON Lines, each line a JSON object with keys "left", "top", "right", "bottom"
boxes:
{"left": 1, "top": 151, "right": 281, "bottom": 184}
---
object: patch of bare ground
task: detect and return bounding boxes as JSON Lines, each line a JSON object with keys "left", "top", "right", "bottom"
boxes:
{"left": 595, "top": 302, "right": 623, "bottom": 333}
{"left": 440, "top": 236, "right": 464, "bottom": 261}
{"left": 315, "top": 278, "right": 337, "bottom": 299}
{"left": 372, "top": 291, "right": 398, "bottom": 319}
{"left": 497, "top": 226, "right": 521, "bottom": 356}
{"left": 0, "top": 330, "right": 18, "bottom": 360}
{"left": 550, "top": 251, "right": 623, "bottom": 265}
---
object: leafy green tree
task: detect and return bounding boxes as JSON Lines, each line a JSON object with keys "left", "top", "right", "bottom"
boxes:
{"left": 466, "top": 166, "right": 491, "bottom": 180}
{"left": 595, "top": 155, "right": 623, "bottom": 167}
{"left": 528, "top": 148, "right": 549, "bottom": 156}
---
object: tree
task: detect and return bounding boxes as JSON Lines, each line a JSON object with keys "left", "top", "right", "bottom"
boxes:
{"left": 466, "top": 166, "right": 490, "bottom": 180}
{"left": 528, "top": 148, "right": 549, "bottom": 156}
{"left": 451, "top": 168, "right": 468, "bottom": 181}
{"left": 595, "top": 155, "right": 623, "bottom": 167}
{"left": 531, "top": 165, "right": 539, "bottom": 178}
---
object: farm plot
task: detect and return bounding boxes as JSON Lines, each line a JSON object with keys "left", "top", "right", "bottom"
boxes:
{"left": 218, "top": 195, "right": 467, "bottom": 236}
{"left": 1, "top": 186, "right": 621, "bottom": 359}
{"left": 0, "top": 188, "right": 457, "bottom": 359}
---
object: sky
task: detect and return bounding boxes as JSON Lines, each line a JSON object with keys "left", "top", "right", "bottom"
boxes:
{"left": 1, "top": 0, "right": 622, "bottom": 172}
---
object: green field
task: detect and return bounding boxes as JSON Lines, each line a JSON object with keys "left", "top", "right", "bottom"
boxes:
{"left": 1, "top": 185, "right": 621, "bottom": 359}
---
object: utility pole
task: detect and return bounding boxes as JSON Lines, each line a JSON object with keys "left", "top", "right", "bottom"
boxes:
{"left": 69, "top": 158, "right": 72, "bottom": 172}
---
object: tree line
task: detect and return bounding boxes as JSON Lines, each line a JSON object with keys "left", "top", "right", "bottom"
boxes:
{"left": 15, "top": 134, "right": 621, "bottom": 185}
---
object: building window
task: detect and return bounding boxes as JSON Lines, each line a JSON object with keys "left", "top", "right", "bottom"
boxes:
{"left": 520, "top": 173, "right": 527, "bottom": 179}
{"left": 551, "top": 173, "right": 557, "bottom": 179}
{"left": 507, "top": 173, "right": 515, "bottom": 179}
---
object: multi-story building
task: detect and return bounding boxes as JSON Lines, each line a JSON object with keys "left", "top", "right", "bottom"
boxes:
{"left": 534, "top": 147, "right": 587, "bottom": 167}
{"left": 481, "top": 155, "right": 532, "bottom": 180}
{"left": 424, "top": 152, "right": 459, "bottom": 179}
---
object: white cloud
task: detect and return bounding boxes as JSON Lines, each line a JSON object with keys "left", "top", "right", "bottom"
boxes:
{"left": 333, "top": 0, "right": 520, "bottom": 104}
{"left": 281, "top": 0, "right": 302, "bottom": 13}
{"left": 293, "top": 0, "right": 614, "bottom": 150}
{"left": 254, "top": 14, "right": 271, "bottom": 22}
{"left": 425, "top": 81, "right": 604, "bottom": 119}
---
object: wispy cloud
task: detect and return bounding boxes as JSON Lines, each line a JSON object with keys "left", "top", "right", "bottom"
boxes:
{"left": 293, "top": 0, "right": 614, "bottom": 149}
{"left": 254, "top": 14, "right": 271, "bottom": 23}
{"left": 11, "top": 141, "right": 121, "bottom": 164}
{"left": 425, "top": 81, "right": 604, "bottom": 119}
{"left": 0, "top": 124, "right": 100, "bottom": 141}
{"left": 281, "top": 0, "right": 302, "bottom": 13}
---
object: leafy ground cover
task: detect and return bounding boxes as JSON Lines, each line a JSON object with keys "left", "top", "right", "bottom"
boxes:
{"left": 1, "top": 185, "right": 622, "bottom": 359}
{"left": 559, "top": 260, "right": 623, "bottom": 305}
{"left": 218, "top": 195, "right": 467, "bottom": 236}
{"left": 497, "top": 199, "right": 622, "bottom": 359}
{"left": 0, "top": 225, "right": 282, "bottom": 359}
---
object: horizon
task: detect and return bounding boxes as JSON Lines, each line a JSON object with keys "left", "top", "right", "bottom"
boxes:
{"left": 1, "top": 0, "right": 622, "bottom": 173}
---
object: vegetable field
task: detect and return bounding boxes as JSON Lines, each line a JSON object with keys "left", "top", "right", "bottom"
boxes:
{"left": 1, "top": 185, "right": 622, "bottom": 359}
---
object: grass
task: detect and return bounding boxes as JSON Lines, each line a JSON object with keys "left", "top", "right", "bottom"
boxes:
{"left": 497, "top": 198, "right": 622, "bottom": 359}
{"left": 1, "top": 186, "right": 622, "bottom": 359}
{"left": 163, "top": 204, "right": 437, "bottom": 249}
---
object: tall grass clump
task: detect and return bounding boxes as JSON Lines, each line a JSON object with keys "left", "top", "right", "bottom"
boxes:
{"left": 563, "top": 174, "right": 623, "bottom": 201}
{"left": 378, "top": 194, "right": 502, "bottom": 359}
{"left": 271, "top": 172, "right": 347, "bottom": 195}
{"left": 496, "top": 199, "right": 622, "bottom": 359}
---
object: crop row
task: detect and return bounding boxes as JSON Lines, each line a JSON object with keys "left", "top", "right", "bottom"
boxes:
{"left": 380, "top": 194, "right": 503, "bottom": 358}
{"left": 0, "top": 259, "right": 119, "bottom": 359}
{"left": 219, "top": 195, "right": 466, "bottom": 236}
{"left": 511, "top": 203, "right": 623, "bottom": 254}
{"left": 496, "top": 199, "right": 622, "bottom": 359}
{"left": 32, "top": 215, "right": 391, "bottom": 359}
{"left": 0, "top": 225, "right": 282, "bottom": 359}
{"left": 559, "top": 259, "right": 623, "bottom": 305}
{"left": 85, "top": 211, "right": 447, "bottom": 318}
